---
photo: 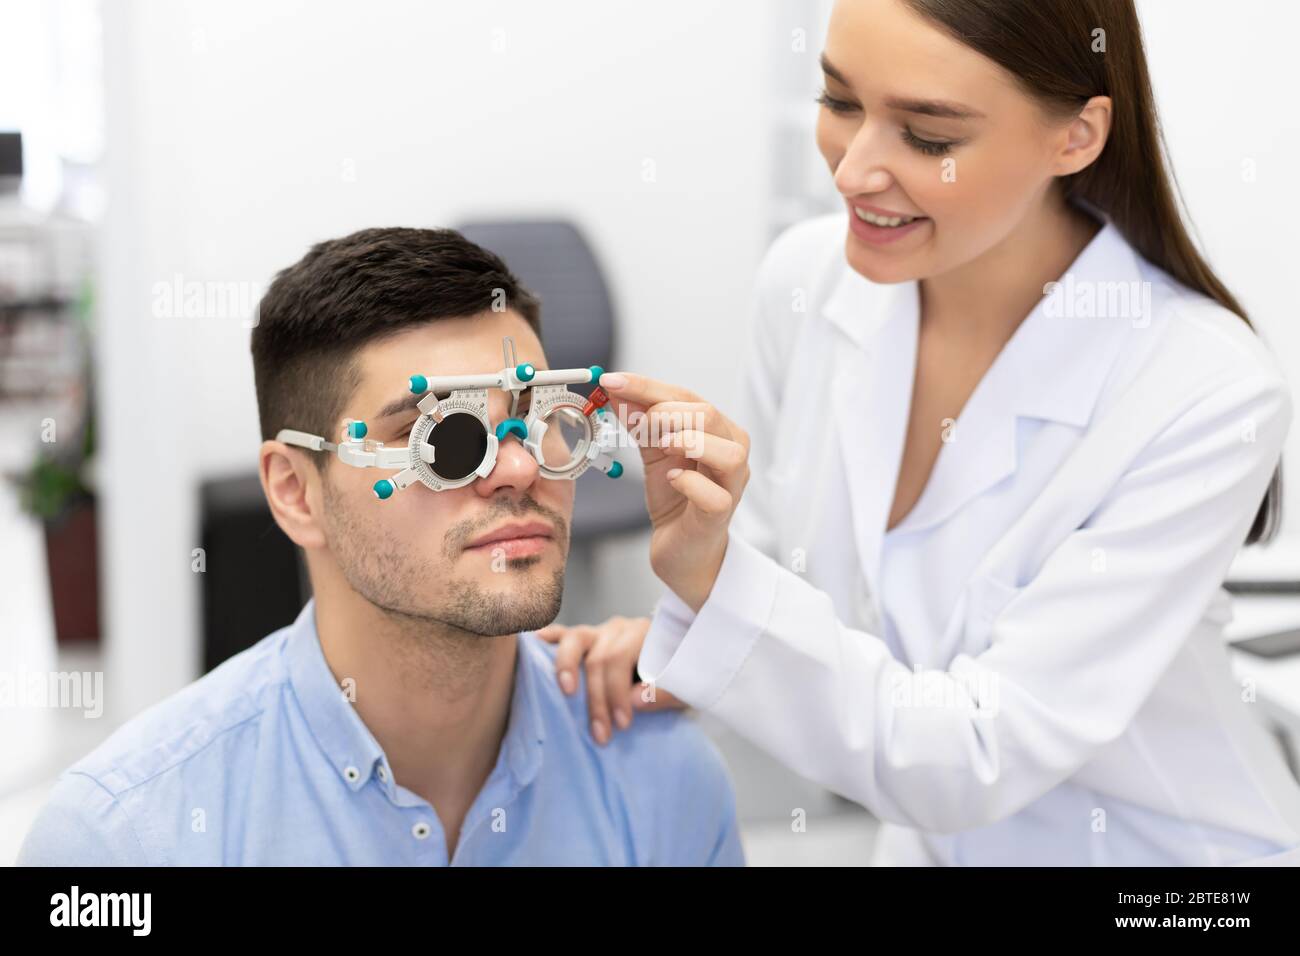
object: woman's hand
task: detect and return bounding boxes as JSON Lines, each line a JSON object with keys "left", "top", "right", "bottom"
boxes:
{"left": 536, "top": 616, "right": 685, "bottom": 744}
{"left": 598, "top": 372, "right": 751, "bottom": 611}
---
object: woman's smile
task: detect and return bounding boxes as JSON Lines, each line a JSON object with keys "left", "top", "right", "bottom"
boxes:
{"left": 848, "top": 199, "right": 932, "bottom": 245}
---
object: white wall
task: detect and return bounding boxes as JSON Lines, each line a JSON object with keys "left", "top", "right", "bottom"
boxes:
{"left": 1138, "top": 0, "right": 1300, "bottom": 525}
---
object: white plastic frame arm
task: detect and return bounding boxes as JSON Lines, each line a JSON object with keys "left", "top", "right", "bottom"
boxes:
{"left": 276, "top": 429, "right": 408, "bottom": 469}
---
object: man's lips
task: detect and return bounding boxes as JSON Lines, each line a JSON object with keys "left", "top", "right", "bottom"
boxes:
{"left": 464, "top": 520, "right": 556, "bottom": 552}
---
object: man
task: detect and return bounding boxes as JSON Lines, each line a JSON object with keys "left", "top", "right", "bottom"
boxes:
{"left": 18, "top": 227, "right": 743, "bottom": 865}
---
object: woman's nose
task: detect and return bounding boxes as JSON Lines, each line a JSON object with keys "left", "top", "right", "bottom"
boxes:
{"left": 834, "top": 125, "right": 895, "bottom": 197}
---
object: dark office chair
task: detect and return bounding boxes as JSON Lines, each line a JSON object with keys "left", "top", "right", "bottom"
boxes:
{"left": 456, "top": 219, "right": 649, "bottom": 540}
{"left": 199, "top": 473, "right": 308, "bottom": 671}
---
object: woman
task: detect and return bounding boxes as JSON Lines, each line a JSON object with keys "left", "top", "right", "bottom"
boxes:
{"left": 539, "top": 0, "right": 1300, "bottom": 865}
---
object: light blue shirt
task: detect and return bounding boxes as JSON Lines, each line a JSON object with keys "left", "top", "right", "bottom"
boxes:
{"left": 18, "top": 598, "right": 744, "bottom": 866}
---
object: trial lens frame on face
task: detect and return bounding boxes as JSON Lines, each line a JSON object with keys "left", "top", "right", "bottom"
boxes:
{"left": 276, "top": 337, "right": 624, "bottom": 500}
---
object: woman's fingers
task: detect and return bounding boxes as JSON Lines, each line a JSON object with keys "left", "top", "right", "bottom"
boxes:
{"left": 598, "top": 373, "right": 701, "bottom": 467}
{"left": 585, "top": 654, "right": 611, "bottom": 745}
{"left": 534, "top": 624, "right": 564, "bottom": 644}
{"left": 663, "top": 466, "right": 734, "bottom": 517}
{"left": 644, "top": 402, "right": 748, "bottom": 450}
{"left": 600, "top": 371, "right": 701, "bottom": 407}
{"left": 551, "top": 626, "right": 597, "bottom": 696}
{"left": 659, "top": 431, "right": 749, "bottom": 498}
{"left": 537, "top": 617, "right": 687, "bottom": 738}
{"left": 540, "top": 618, "right": 687, "bottom": 740}
{"left": 598, "top": 376, "right": 753, "bottom": 484}
{"left": 542, "top": 617, "right": 656, "bottom": 745}
{"left": 595, "top": 618, "right": 640, "bottom": 735}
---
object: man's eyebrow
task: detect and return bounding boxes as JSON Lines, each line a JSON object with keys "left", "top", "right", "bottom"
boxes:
{"left": 372, "top": 385, "right": 529, "bottom": 424}
{"left": 374, "top": 391, "right": 425, "bottom": 422}
{"left": 820, "top": 53, "right": 985, "bottom": 120}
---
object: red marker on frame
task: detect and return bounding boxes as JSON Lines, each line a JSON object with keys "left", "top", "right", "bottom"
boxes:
{"left": 583, "top": 386, "right": 611, "bottom": 417}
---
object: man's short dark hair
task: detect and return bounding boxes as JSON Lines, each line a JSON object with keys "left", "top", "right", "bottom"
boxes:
{"left": 251, "top": 227, "right": 541, "bottom": 472}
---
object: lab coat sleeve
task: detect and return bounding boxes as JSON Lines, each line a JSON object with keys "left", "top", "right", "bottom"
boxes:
{"left": 638, "top": 372, "right": 1292, "bottom": 833}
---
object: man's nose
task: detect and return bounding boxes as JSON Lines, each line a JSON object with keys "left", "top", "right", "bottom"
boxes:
{"left": 475, "top": 425, "right": 540, "bottom": 496}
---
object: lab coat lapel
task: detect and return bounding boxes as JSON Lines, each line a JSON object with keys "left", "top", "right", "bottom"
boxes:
{"left": 892, "top": 324, "right": 1024, "bottom": 537}
{"left": 819, "top": 219, "right": 1143, "bottom": 618}
{"left": 897, "top": 220, "right": 1141, "bottom": 536}
{"left": 826, "top": 275, "right": 919, "bottom": 618}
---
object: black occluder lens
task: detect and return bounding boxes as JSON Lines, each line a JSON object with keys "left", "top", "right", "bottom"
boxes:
{"left": 428, "top": 414, "right": 488, "bottom": 481}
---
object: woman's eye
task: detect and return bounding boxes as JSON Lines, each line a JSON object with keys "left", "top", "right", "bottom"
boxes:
{"left": 815, "top": 89, "right": 858, "bottom": 114}
{"left": 901, "top": 127, "right": 956, "bottom": 157}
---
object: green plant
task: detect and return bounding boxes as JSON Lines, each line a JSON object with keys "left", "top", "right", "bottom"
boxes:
{"left": 13, "top": 276, "right": 97, "bottom": 526}
{"left": 16, "top": 407, "right": 94, "bottom": 525}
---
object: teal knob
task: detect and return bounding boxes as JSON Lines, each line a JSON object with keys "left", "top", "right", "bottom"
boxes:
{"left": 373, "top": 479, "right": 394, "bottom": 500}
{"left": 409, "top": 374, "right": 428, "bottom": 394}
{"left": 588, "top": 365, "right": 604, "bottom": 383}
{"left": 607, "top": 460, "right": 623, "bottom": 479}
{"left": 347, "top": 420, "right": 368, "bottom": 440}
{"left": 515, "top": 363, "right": 536, "bottom": 383}
{"left": 495, "top": 417, "right": 529, "bottom": 442}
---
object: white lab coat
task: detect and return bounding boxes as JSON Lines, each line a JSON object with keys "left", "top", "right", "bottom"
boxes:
{"left": 638, "top": 211, "right": 1300, "bottom": 865}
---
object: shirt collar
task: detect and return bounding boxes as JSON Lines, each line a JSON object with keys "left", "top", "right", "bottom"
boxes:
{"left": 284, "top": 597, "right": 547, "bottom": 795}
{"left": 822, "top": 213, "right": 1145, "bottom": 430}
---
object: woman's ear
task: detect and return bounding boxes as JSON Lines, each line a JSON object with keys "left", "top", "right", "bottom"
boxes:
{"left": 1055, "top": 94, "right": 1112, "bottom": 176}
{"left": 259, "top": 440, "right": 329, "bottom": 550}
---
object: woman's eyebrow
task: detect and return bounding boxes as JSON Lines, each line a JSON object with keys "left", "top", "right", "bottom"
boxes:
{"left": 885, "top": 95, "right": 984, "bottom": 120}
{"left": 819, "top": 52, "right": 852, "bottom": 86}
{"left": 819, "top": 53, "right": 985, "bottom": 120}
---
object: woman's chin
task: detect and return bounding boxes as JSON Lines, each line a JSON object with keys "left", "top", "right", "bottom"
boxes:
{"left": 844, "top": 240, "right": 928, "bottom": 285}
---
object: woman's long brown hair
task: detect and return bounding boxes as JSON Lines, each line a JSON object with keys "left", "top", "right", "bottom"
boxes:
{"left": 906, "top": 0, "right": 1282, "bottom": 544}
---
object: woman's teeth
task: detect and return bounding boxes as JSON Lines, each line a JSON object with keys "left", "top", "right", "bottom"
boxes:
{"left": 853, "top": 207, "right": 919, "bottom": 227}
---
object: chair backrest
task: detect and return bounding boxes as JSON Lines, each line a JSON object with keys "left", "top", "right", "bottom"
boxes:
{"left": 455, "top": 220, "right": 614, "bottom": 374}
{"left": 454, "top": 219, "right": 647, "bottom": 541}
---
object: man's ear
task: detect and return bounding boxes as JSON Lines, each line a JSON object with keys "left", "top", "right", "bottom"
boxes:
{"left": 1054, "top": 94, "right": 1112, "bottom": 177}
{"left": 260, "top": 440, "right": 329, "bottom": 550}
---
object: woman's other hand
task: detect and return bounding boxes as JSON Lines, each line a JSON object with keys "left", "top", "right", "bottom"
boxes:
{"left": 536, "top": 616, "right": 685, "bottom": 745}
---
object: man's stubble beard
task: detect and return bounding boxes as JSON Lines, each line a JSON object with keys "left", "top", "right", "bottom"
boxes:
{"left": 321, "top": 474, "right": 569, "bottom": 638}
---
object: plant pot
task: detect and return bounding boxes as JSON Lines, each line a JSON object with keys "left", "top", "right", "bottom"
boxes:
{"left": 43, "top": 496, "right": 100, "bottom": 644}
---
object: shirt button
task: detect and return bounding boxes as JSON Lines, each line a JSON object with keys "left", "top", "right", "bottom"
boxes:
{"left": 377, "top": 765, "right": 388, "bottom": 782}
{"left": 412, "top": 821, "right": 432, "bottom": 840}
{"left": 343, "top": 766, "right": 360, "bottom": 783}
